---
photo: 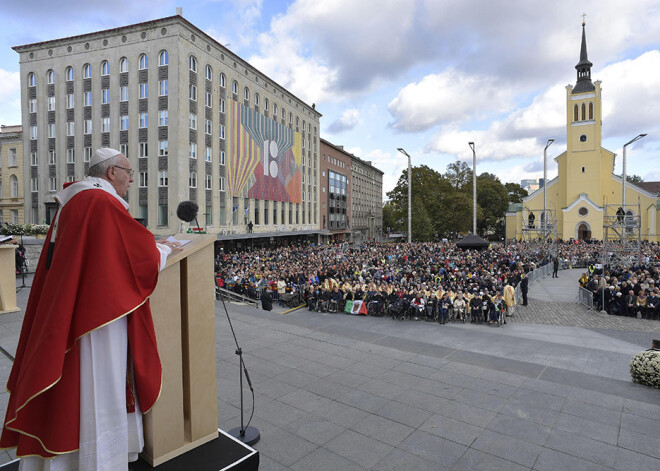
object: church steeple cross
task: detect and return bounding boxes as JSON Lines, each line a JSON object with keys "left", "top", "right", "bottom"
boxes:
{"left": 582, "top": 12, "right": 587, "bottom": 25}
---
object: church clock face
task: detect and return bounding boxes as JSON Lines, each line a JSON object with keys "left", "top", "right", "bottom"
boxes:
{"left": 580, "top": 134, "right": 587, "bottom": 142}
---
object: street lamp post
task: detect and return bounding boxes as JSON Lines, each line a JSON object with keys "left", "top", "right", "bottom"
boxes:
{"left": 622, "top": 133, "right": 647, "bottom": 209}
{"left": 397, "top": 148, "right": 412, "bottom": 244}
{"left": 543, "top": 138, "right": 554, "bottom": 231}
{"left": 468, "top": 142, "right": 476, "bottom": 235}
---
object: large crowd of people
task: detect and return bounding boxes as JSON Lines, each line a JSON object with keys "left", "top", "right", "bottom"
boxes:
{"left": 214, "top": 238, "right": 660, "bottom": 322}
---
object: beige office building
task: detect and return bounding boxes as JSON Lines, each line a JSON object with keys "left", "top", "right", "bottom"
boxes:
{"left": 0, "top": 125, "right": 24, "bottom": 225}
{"left": 350, "top": 155, "right": 383, "bottom": 242}
{"left": 14, "top": 14, "right": 321, "bottom": 239}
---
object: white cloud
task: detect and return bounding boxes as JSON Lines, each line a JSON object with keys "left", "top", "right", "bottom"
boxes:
{"left": 327, "top": 108, "right": 361, "bottom": 133}
{"left": 0, "top": 69, "right": 21, "bottom": 125}
{"left": 388, "top": 69, "right": 515, "bottom": 132}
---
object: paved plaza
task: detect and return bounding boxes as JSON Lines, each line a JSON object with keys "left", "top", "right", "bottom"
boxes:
{"left": 1, "top": 267, "right": 659, "bottom": 470}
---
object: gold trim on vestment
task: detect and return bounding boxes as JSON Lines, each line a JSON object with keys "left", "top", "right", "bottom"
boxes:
{"left": 3, "top": 296, "right": 155, "bottom": 457}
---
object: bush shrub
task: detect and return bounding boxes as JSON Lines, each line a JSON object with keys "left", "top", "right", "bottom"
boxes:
{"left": 630, "top": 350, "right": 660, "bottom": 388}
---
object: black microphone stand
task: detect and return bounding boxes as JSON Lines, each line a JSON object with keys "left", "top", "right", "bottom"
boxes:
{"left": 218, "top": 290, "right": 260, "bottom": 446}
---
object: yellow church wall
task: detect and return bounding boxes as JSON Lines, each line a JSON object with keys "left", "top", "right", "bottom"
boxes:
{"left": 562, "top": 204, "right": 603, "bottom": 240}
{"left": 505, "top": 213, "right": 519, "bottom": 241}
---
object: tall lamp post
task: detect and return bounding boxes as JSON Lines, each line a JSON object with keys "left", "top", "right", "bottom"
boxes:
{"left": 468, "top": 142, "right": 477, "bottom": 235}
{"left": 622, "top": 133, "right": 646, "bottom": 209}
{"left": 397, "top": 148, "right": 412, "bottom": 244}
{"left": 543, "top": 138, "right": 554, "bottom": 231}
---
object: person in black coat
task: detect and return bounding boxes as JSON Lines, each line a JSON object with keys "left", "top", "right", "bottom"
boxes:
{"left": 261, "top": 289, "right": 273, "bottom": 311}
{"left": 552, "top": 257, "right": 559, "bottom": 278}
{"left": 520, "top": 273, "right": 529, "bottom": 306}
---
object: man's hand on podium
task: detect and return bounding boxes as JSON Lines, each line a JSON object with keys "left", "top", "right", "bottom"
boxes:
{"left": 157, "top": 239, "right": 185, "bottom": 254}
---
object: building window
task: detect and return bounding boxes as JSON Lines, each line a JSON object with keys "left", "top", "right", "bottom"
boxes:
{"left": 189, "top": 142, "right": 197, "bottom": 159}
{"left": 273, "top": 103, "right": 277, "bottom": 116}
{"left": 219, "top": 124, "right": 225, "bottom": 139}
{"left": 29, "top": 98, "right": 36, "bottom": 113}
{"left": 582, "top": 166, "right": 585, "bottom": 173}
{"left": 66, "top": 93, "right": 74, "bottom": 109}
{"left": 220, "top": 151, "right": 225, "bottom": 165}
{"left": 589, "top": 102, "right": 593, "bottom": 120}
{"left": 219, "top": 176, "right": 225, "bottom": 192}
{"left": 189, "top": 56, "right": 197, "bottom": 72}
{"left": 84, "top": 120, "right": 92, "bottom": 134}
{"left": 189, "top": 84, "right": 197, "bottom": 101}
{"left": 205, "top": 119, "right": 212, "bottom": 135}
{"left": 120, "top": 143, "right": 127, "bottom": 158}
{"left": 120, "top": 57, "right": 128, "bottom": 73}
{"left": 49, "top": 150, "right": 56, "bottom": 164}
{"left": 264, "top": 98, "right": 269, "bottom": 112}
{"left": 281, "top": 108, "right": 285, "bottom": 121}
{"left": 47, "top": 70, "right": 54, "bottom": 84}
{"left": 120, "top": 115, "right": 129, "bottom": 130}
{"left": 102, "top": 117, "right": 110, "bottom": 133}
{"left": 159, "top": 80, "right": 168, "bottom": 96}
{"left": 66, "top": 66, "right": 74, "bottom": 81}
{"left": 139, "top": 54, "right": 148, "bottom": 70}
{"left": 139, "top": 142, "right": 148, "bottom": 157}
{"left": 232, "top": 80, "right": 238, "bottom": 95}
{"left": 48, "top": 123, "right": 56, "bottom": 138}
{"left": 48, "top": 176, "right": 57, "bottom": 192}
{"left": 289, "top": 112, "right": 293, "bottom": 124}
{"left": 31, "top": 177, "right": 38, "bottom": 192}
{"left": 158, "top": 205, "right": 168, "bottom": 226}
{"left": 139, "top": 83, "right": 148, "bottom": 99}
{"left": 102, "top": 89, "right": 110, "bottom": 104}
{"left": 189, "top": 171, "right": 197, "bottom": 188}
{"left": 205, "top": 92, "right": 212, "bottom": 108}
{"left": 159, "top": 50, "right": 168, "bottom": 66}
{"left": 159, "top": 110, "right": 168, "bottom": 126}
{"left": 254, "top": 200, "right": 259, "bottom": 225}
{"left": 84, "top": 147, "right": 92, "bottom": 162}
{"left": 159, "top": 140, "right": 168, "bottom": 156}
{"left": 219, "top": 99, "right": 225, "bottom": 113}
{"left": 205, "top": 147, "right": 212, "bottom": 162}
{"left": 10, "top": 175, "right": 19, "bottom": 197}
{"left": 101, "top": 60, "right": 110, "bottom": 76}
{"left": 581, "top": 103, "right": 586, "bottom": 121}
{"left": 8, "top": 148, "right": 17, "bottom": 167}
{"left": 205, "top": 206, "right": 212, "bottom": 226}
{"left": 31, "top": 152, "right": 38, "bottom": 166}
{"left": 578, "top": 207, "right": 588, "bottom": 217}
{"left": 139, "top": 171, "right": 148, "bottom": 187}
{"left": 67, "top": 148, "right": 75, "bottom": 163}
{"left": 84, "top": 91, "right": 92, "bottom": 106}
{"left": 255, "top": 93, "right": 260, "bottom": 107}
{"left": 139, "top": 112, "right": 148, "bottom": 128}
{"left": 83, "top": 63, "right": 91, "bottom": 79}
{"left": 244, "top": 87, "right": 250, "bottom": 101}
{"left": 66, "top": 122, "right": 74, "bottom": 137}
{"left": 219, "top": 73, "right": 226, "bottom": 87}
{"left": 28, "top": 72, "right": 36, "bottom": 87}
{"left": 121, "top": 86, "right": 128, "bottom": 102}
{"left": 205, "top": 65, "right": 212, "bottom": 80}
{"left": 158, "top": 170, "right": 168, "bottom": 186}
{"left": 205, "top": 174, "right": 212, "bottom": 190}
{"left": 189, "top": 113, "right": 197, "bottom": 130}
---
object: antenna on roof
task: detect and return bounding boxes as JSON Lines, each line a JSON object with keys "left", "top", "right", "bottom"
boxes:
{"left": 176, "top": 7, "right": 183, "bottom": 16}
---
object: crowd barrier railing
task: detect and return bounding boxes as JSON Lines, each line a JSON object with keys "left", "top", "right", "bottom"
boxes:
{"left": 514, "top": 262, "right": 552, "bottom": 304}
{"left": 577, "top": 286, "right": 594, "bottom": 310}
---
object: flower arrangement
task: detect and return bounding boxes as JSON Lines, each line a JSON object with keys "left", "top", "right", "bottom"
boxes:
{"left": 630, "top": 350, "right": 660, "bottom": 388}
{"left": 0, "top": 223, "right": 50, "bottom": 236}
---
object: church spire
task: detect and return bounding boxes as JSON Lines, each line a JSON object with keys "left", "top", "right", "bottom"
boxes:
{"left": 573, "top": 18, "right": 595, "bottom": 94}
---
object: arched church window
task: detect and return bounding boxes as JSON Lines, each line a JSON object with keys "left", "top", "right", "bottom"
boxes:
{"left": 589, "top": 102, "right": 593, "bottom": 120}
{"left": 574, "top": 105, "right": 579, "bottom": 122}
{"left": 528, "top": 212, "right": 535, "bottom": 229}
{"left": 581, "top": 103, "right": 586, "bottom": 121}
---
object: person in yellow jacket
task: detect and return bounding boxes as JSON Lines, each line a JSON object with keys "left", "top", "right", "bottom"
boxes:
{"left": 503, "top": 284, "right": 516, "bottom": 316}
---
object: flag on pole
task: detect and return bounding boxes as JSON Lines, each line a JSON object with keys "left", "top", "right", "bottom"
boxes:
{"left": 349, "top": 300, "right": 368, "bottom": 315}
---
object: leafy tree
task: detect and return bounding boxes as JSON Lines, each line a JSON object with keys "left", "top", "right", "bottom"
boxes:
{"left": 626, "top": 174, "right": 644, "bottom": 184}
{"left": 504, "top": 182, "right": 528, "bottom": 203}
{"left": 476, "top": 173, "right": 509, "bottom": 239}
{"left": 444, "top": 161, "right": 473, "bottom": 190}
{"left": 382, "top": 201, "right": 398, "bottom": 234}
{"left": 411, "top": 196, "right": 435, "bottom": 241}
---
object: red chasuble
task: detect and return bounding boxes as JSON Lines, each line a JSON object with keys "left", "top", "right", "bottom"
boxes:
{"left": 0, "top": 186, "right": 162, "bottom": 457}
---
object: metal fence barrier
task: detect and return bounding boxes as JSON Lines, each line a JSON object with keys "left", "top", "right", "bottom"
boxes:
{"left": 577, "top": 286, "right": 594, "bottom": 310}
{"left": 514, "top": 262, "right": 553, "bottom": 304}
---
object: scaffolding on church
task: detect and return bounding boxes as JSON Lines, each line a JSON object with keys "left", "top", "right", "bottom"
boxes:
{"left": 602, "top": 202, "right": 642, "bottom": 269}
{"left": 517, "top": 207, "right": 558, "bottom": 258}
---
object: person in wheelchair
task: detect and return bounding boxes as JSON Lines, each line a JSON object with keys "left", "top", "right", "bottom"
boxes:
{"left": 438, "top": 292, "right": 452, "bottom": 324}
{"left": 368, "top": 289, "right": 385, "bottom": 316}
{"left": 469, "top": 290, "right": 482, "bottom": 323}
{"left": 318, "top": 286, "right": 331, "bottom": 312}
{"left": 490, "top": 292, "right": 507, "bottom": 325}
{"left": 329, "top": 286, "right": 343, "bottom": 313}
{"left": 480, "top": 291, "right": 493, "bottom": 323}
{"left": 425, "top": 292, "right": 437, "bottom": 321}
{"left": 410, "top": 292, "right": 425, "bottom": 320}
{"left": 452, "top": 291, "right": 467, "bottom": 321}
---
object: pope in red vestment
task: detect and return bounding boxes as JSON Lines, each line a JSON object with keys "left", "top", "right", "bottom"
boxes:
{"left": 0, "top": 149, "right": 178, "bottom": 467}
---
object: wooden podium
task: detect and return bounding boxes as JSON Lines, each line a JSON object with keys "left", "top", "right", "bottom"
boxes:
{"left": 141, "top": 234, "right": 218, "bottom": 466}
{"left": 0, "top": 245, "right": 20, "bottom": 315}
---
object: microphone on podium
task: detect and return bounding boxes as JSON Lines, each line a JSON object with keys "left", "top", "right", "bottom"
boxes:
{"left": 176, "top": 201, "right": 202, "bottom": 233}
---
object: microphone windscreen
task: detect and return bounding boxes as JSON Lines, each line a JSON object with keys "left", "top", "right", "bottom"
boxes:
{"left": 177, "top": 201, "right": 199, "bottom": 222}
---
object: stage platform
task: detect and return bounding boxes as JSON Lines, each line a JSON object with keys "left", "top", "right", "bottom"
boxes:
{"left": 1, "top": 429, "right": 259, "bottom": 471}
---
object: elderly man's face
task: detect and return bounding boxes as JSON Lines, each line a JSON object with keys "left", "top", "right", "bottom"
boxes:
{"left": 108, "top": 154, "right": 133, "bottom": 197}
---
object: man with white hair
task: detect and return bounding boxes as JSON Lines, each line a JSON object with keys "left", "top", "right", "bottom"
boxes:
{"left": 1, "top": 149, "right": 181, "bottom": 470}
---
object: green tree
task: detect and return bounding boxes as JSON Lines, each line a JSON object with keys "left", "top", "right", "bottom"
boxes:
{"left": 382, "top": 201, "right": 398, "bottom": 234}
{"left": 444, "top": 161, "right": 473, "bottom": 190}
{"left": 626, "top": 174, "right": 644, "bottom": 184}
{"left": 476, "top": 173, "right": 509, "bottom": 239}
{"left": 411, "top": 196, "right": 435, "bottom": 241}
{"left": 504, "top": 182, "right": 528, "bottom": 203}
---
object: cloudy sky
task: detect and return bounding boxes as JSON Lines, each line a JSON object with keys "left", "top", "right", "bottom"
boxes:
{"left": 1, "top": 0, "right": 659, "bottom": 196}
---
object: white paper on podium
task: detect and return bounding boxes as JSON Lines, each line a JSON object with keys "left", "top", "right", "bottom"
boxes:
{"left": 167, "top": 236, "right": 192, "bottom": 246}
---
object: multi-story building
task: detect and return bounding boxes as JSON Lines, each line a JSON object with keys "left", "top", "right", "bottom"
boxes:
{"left": 0, "top": 125, "right": 24, "bottom": 225}
{"left": 350, "top": 154, "right": 383, "bottom": 242}
{"left": 13, "top": 13, "right": 322, "bottom": 243}
{"left": 319, "top": 138, "right": 351, "bottom": 242}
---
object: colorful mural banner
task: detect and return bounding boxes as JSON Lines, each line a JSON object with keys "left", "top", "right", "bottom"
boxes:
{"left": 227, "top": 100, "right": 302, "bottom": 203}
